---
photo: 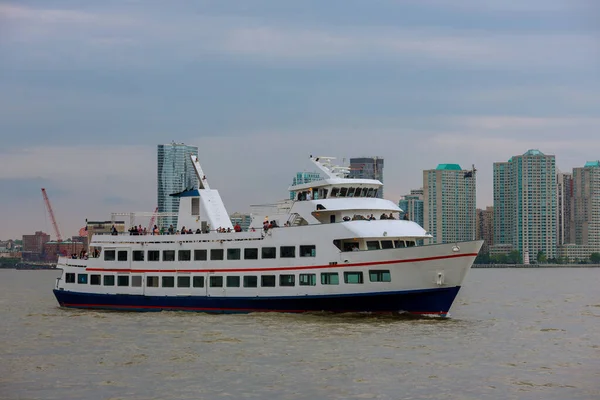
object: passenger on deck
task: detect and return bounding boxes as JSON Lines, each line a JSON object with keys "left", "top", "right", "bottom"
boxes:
{"left": 111, "top": 225, "right": 118, "bottom": 235}
{"left": 352, "top": 245, "right": 359, "bottom": 251}
{"left": 403, "top": 213, "right": 409, "bottom": 221}
{"left": 306, "top": 191, "right": 312, "bottom": 200}
{"left": 153, "top": 225, "right": 159, "bottom": 235}
{"left": 343, "top": 216, "right": 351, "bottom": 222}
{"left": 196, "top": 228, "right": 201, "bottom": 234}
{"left": 234, "top": 223, "right": 242, "bottom": 232}
{"left": 181, "top": 226, "right": 186, "bottom": 234}
{"left": 138, "top": 225, "right": 143, "bottom": 234}
{"left": 369, "top": 214, "right": 376, "bottom": 220}
{"left": 388, "top": 213, "right": 395, "bottom": 220}
{"left": 380, "top": 213, "right": 387, "bottom": 220}
{"left": 168, "top": 225, "right": 175, "bottom": 235}
{"left": 143, "top": 227, "right": 147, "bottom": 235}
{"left": 227, "top": 227, "right": 231, "bottom": 233}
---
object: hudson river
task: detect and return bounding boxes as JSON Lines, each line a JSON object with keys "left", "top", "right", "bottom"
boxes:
{"left": 1, "top": 269, "right": 599, "bottom": 400}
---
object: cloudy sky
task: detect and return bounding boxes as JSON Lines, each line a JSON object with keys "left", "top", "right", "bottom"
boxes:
{"left": 1, "top": 0, "right": 599, "bottom": 240}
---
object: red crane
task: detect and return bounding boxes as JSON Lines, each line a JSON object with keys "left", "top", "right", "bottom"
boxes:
{"left": 41, "top": 188, "right": 63, "bottom": 242}
{"left": 148, "top": 207, "right": 159, "bottom": 231}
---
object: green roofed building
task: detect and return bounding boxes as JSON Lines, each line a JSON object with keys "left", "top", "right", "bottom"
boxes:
{"left": 423, "top": 163, "right": 477, "bottom": 244}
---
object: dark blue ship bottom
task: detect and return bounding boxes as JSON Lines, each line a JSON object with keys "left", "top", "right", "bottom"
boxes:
{"left": 53, "top": 287, "right": 462, "bottom": 316}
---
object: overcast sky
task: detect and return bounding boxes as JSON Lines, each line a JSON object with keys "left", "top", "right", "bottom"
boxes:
{"left": 1, "top": 0, "right": 599, "bottom": 240}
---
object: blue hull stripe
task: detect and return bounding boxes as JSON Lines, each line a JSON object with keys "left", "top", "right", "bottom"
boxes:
{"left": 53, "top": 287, "right": 461, "bottom": 314}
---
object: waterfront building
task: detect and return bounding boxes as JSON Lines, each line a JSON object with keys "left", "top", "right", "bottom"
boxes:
{"left": 476, "top": 206, "right": 494, "bottom": 254}
{"left": 22, "top": 231, "right": 50, "bottom": 261}
{"left": 349, "top": 157, "right": 384, "bottom": 198}
{"left": 289, "top": 171, "right": 321, "bottom": 200}
{"left": 492, "top": 149, "right": 557, "bottom": 262}
{"left": 229, "top": 212, "right": 252, "bottom": 231}
{"left": 423, "top": 164, "right": 476, "bottom": 244}
{"left": 43, "top": 239, "right": 85, "bottom": 262}
{"left": 157, "top": 143, "right": 199, "bottom": 229}
{"left": 398, "top": 188, "right": 424, "bottom": 227}
{"left": 559, "top": 161, "right": 600, "bottom": 262}
{"left": 557, "top": 172, "right": 573, "bottom": 246}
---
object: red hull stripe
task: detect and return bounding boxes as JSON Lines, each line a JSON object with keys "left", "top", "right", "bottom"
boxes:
{"left": 83, "top": 252, "right": 478, "bottom": 273}
{"left": 60, "top": 303, "right": 446, "bottom": 315}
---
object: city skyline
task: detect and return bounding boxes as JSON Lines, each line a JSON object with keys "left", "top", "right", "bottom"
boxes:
{"left": 1, "top": 1, "right": 599, "bottom": 239}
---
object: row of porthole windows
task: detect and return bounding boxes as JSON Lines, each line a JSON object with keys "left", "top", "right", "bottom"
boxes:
{"left": 64, "top": 270, "right": 391, "bottom": 287}
{"left": 103, "top": 245, "right": 317, "bottom": 262}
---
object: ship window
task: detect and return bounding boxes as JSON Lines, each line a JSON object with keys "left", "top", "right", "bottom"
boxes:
{"left": 163, "top": 250, "right": 175, "bottom": 261}
{"left": 367, "top": 188, "right": 374, "bottom": 197}
{"left": 299, "top": 273, "right": 316, "bottom": 286}
{"left": 193, "top": 276, "right": 205, "bottom": 288}
{"left": 148, "top": 250, "right": 160, "bottom": 261}
{"left": 322, "top": 189, "right": 328, "bottom": 198}
{"left": 210, "top": 276, "right": 223, "bottom": 287}
{"left": 394, "top": 240, "right": 406, "bottom": 248}
{"left": 261, "top": 247, "right": 276, "bottom": 259}
{"left": 227, "top": 249, "right": 241, "bottom": 260}
{"left": 178, "top": 276, "right": 190, "bottom": 288}
{"left": 226, "top": 276, "right": 240, "bottom": 287}
{"left": 162, "top": 276, "right": 175, "bottom": 288}
{"left": 104, "top": 275, "right": 115, "bottom": 286}
{"left": 178, "top": 250, "right": 191, "bottom": 261}
{"left": 118, "top": 275, "right": 129, "bottom": 287}
{"left": 347, "top": 187, "right": 355, "bottom": 197}
{"left": 211, "top": 249, "right": 224, "bottom": 260}
{"left": 261, "top": 275, "right": 276, "bottom": 287}
{"left": 77, "top": 274, "right": 88, "bottom": 284}
{"left": 321, "top": 273, "right": 339, "bottom": 285}
{"left": 366, "top": 241, "right": 380, "bottom": 250}
{"left": 147, "top": 276, "right": 159, "bottom": 287}
{"left": 279, "top": 274, "right": 295, "bottom": 287}
{"left": 131, "top": 276, "right": 142, "bottom": 287}
{"left": 104, "top": 250, "right": 116, "bottom": 261}
{"left": 360, "top": 188, "right": 368, "bottom": 197}
{"left": 118, "top": 250, "right": 128, "bottom": 261}
{"left": 344, "top": 271, "right": 363, "bottom": 284}
{"left": 373, "top": 189, "right": 378, "bottom": 198}
{"left": 194, "top": 249, "right": 207, "bottom": 261}
{"left": 406, "top": 241, "right": 416, "bottom": 247}
{"left": 65, "top": 273, "right": 76, "bottom": 283}
{"left": 133, "top": 250, "right": 144, "bottom": 261}
{"left": 369, "top": 270, "right": 391, "bottom": 282}
{"left": 244, "top": 248, "right": 258, "bottom": 260}
{"left": 331, "top": 188, "right": 340, "bottom": 197}
{"left": 340, "top": 187, "right": 348, "bottom": 197}
{"left": 90, "top": 274, "right": 101, "bottom": 285}
{"left": 243, "top": 276, "right": 258, "bottom": 288}
{"left": 381, "top": 240, "right": 394, "bottom": 249}
{"left": 300, "top": 245, "right": 316, "bottom": 257}
{"left": 280, "top": 246, "right": 296, "bottom": 258}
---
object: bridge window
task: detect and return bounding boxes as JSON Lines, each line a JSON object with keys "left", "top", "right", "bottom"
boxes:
{"left": 407, "top": 241, "right": 416, "bottom": 247}
{"left": 244, "top": 248, "right": 258, "bottom": 260}
{"left": 394, "top": 240, "right": 406, "bottom": 248}
{"left": 146, "top": 276, "right": 159, "bottom": 287}
{"left": 331, "top": 188, "right": 339, "bottom": 197}
{"left": 340, "top": 187, "right": 348, "bottom": 197}
{"left": 361, "top": 188, "right": 368, "bottom": 197}
{"left": 321, "top": 272, "right": 339, "bottom": 285}
{"left": 367, "top": 188, "right": 374, "bottom": 197}
{"left": 381, "top": 240, "right": 394, "bottom": 249}
{"left": 148, "top": 250, "right": 160, "bottom": 261}
{"left": 131, "top": 276, "right": 142, "bottom": 287}
{"left": 210, "top": 276, "right": 223, "bottom": 287}
{"left": 227, "top": 249, "right": 241, "bottom": 260}
{"left": 90, "top": 275, "right": 101, "bottom": 285}
{"left": 133, "top": 250, "right": 144, "bottom": 261}
{"left": 194, "top": 249, "right": 207, "bottom": 261}
{"left": 262, "top": 247, "right": 276, "bottom": 259}
{"left": 347, "top": 187, "right": 356, "bottom": 197}
{"left": 104, "top": 275, "right": 115, "bottom": 286}
{"left": 163, "top": 250, "right": 175, "bottom": 261}
{"left": 280, "top": 246, "right": 296, "bottom": 258}
{"left": 366, "top": 241, "right": 380, "bottom": 250}
{"left": 243, "top": 276, "right": 258, "bottom": 288}
{"left": 227, "top": 276, "right": 240, "bottom": 287}
{"left": 177, "top": 276, "right": 190, "bottom": 288}
{"left": 178, "top": 250, "right": 191, "bottom": 261}
{"left": 104, "top": 250, "right": 115, "bottom": 261}
{"left": 193, "top": 276, "right": 204, "bottom": 288}
{"left": 261, "top": 275, "right": 276, "bottom": 287}
{"left": 211, "top": 249, "right": 224, "bottom": 260}
{"left": 369, "top": 270, "right": 391, "bottom": 282}
{"left": 344, "top": 271, "right": 363, "bottom": 284}
{"left": 162, "top": 276, "right": 174, "bottom": 288}
{"left": 65, "top": 273, "right": 75, "bottom": 283}
{"left": 279, "top": 274, "right": 295, "bottom": 287}
{"left": 118, "top": 275, "right": 129, "bottom": 287}
{"left": 300, "top": 245, "right": 316, "bottom": 257}
{"left": 299, "top": 273, "right": 316, "bottom": 286}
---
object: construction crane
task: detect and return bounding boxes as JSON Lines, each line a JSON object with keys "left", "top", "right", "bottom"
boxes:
{"left": 41, "top": 188, "right": 63, "bottom": 242}
{"left": 148, "top": 207, "right": 159, "bottom": 231}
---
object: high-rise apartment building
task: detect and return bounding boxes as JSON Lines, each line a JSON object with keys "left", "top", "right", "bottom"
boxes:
{"left": 289, "top": 171, "right": 321, "bottom": 200}
{"left": 349, "top": 157, "right": 384, "bottom": 198}
{"left": 423, "top": 164, "right": 476, "bottom": 244}
{"left": 398, "top": 188, "right": 424, "bottom": 227}
{"left": 476, "top": 206, "right": 494, "bottom": 254}
{"left": 557, "top": 172, "right": 573, "bottom": 246}
{"left": 157, "top": 142, "right": 199, "bottom": 229}
{"left": 492, "top": 149, "right": 557, "bottom": 262}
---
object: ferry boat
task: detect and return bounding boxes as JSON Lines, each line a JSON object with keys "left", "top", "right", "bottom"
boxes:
{"left": 53, "top": 156, "right": 482, "bottom": 316}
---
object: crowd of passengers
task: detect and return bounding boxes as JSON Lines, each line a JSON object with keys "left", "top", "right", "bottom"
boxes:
{"left": 115, "top": 223, "right": 245, "bottom": 236}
